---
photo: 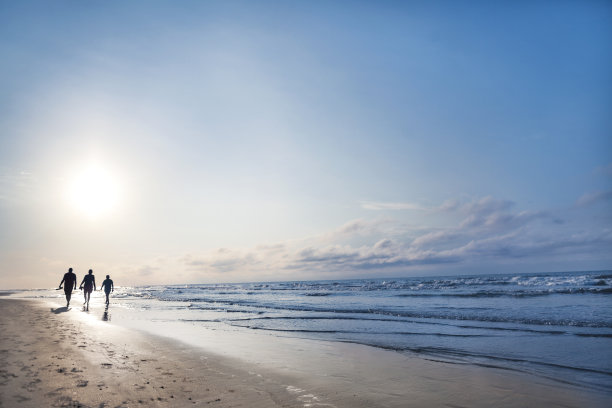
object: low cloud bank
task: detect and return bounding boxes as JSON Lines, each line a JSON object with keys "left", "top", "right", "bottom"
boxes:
{"left": 179, "top": 195, "right": 612, "bottom": 279}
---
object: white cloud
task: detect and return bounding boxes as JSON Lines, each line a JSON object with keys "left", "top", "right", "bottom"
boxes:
{"left": 0, "top": 169, "right": 38, "bottom": 204}
{"left": 361, "top": 201, "right": 425, "bottom": 211}
{"left": 411, "top": 230, "right": 461, "bottom": 247}
{"left": 153, "top": 194, "right": 610, "bottom": 282}
{"left": 435, "top": 199, "right": 461, "bottom": 212}
{"left": 324, "top": 218, "right": 392, "bottom": 241}
{"left": 183, "top": 249, "right": 261, "bottom": 273}
{"left": 134, "top": 265, "right": 159, "bottom": 277}
{"left": 459, "top": 196, "right": 514, "bottom": 216}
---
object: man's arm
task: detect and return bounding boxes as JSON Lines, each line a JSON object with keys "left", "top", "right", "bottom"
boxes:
{"left": 93, "top": 277, "right": 96, "bottom": 290}
{"left": 73, "top": 276, "right": 77, "bottom": 290}
{"left": 111, "top": 281, "right": 114, "bottom": 292}
{"left": 59, "top": 276, "right": 65, "bottom": 288}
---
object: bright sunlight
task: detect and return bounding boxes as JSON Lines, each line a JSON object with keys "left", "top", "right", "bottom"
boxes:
{"left": 66, "top": 164, "right": 120, "bottom": 219}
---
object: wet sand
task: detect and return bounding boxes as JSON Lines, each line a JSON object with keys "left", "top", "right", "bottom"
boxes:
{"left": 0, "top": 298, "right": 608, "bottom": 407}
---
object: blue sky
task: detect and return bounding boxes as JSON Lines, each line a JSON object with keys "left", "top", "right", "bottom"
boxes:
{"left": 0, "top": 1, "right": 610, "bottom": 288}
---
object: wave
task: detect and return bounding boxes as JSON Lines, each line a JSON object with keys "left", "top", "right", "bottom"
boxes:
{"left": 183, "top": 299, "right": 612, "bottom": 328}
{"left": 227, "top": 324, "right": 494, "bottom": 337}
{"left": 574, "top": 333, "right": 612, "bottom": 338}
{"left": 220, "top": 315, "right": 611, "bottom": 338}
{"left": 395, "top": 287, "right": 612, "bottom": 298}
{"left": 130, "top": 271, "right": 611, "bottom": 294}
{"left": 331, "top": 340, "right": 612, "bottom": 381}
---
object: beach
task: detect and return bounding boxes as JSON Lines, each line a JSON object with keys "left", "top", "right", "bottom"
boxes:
{"left": 2, "top": 0, "right": 611, "bottom": 404}
{"left": 0, "top": 298, "right": 310, "bottom": 408}
{"left": 0, "top": 297, "right": 609, "bottom": 407}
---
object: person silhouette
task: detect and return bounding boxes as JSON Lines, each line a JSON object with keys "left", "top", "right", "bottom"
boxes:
{"left": 79, "top": 269, "right": 96, "bottom": 306}
{"left": 58, "top": 267, "right": 77, "bottom": 307}
{"left": 100, "top": 275, "right": 114, "bottom": 305}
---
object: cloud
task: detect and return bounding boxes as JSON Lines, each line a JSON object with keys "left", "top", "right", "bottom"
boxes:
{"left": 0, "top": 169, "right": 37, "bottom": 204}
{"left": 411, "top": 230, "right": 461, "bottom": 247}
{"left": 295, "top": 245, "right": 360, "bottom": 265}
{"left": 413, "top": 198, "right": 550, "bottom": 247}
{"left": 294, "top": 240, "right": 465, "bottom": 271}
{"left": 460, "top": 196, "right": 514, "bottom": 216}
{"left": 255, "top": 243, "right": 286, "bottom": 252}
{"left": 448, "top": 229, "right": 612, "bottom": 260}
{"left": 134, "top": 265, "right": 159, "bottom": 277}
{"left": 175, "top": 195, "right": 611, "bottom": 280}
{"left": 575, "top": 190, "right": 612, "bottom": 207}
{"left": 326, "top": 218, "right": 392, "bottom": 240}
{"left": 361, "top": 201, "right": 425, "bottom": 211}
{"left": 595, "top": 162, "right": 612, "bottom": 177}
{"left": 460, "top": 209, "right": 548, "bottom": 230}
{"left": 361, "top": 196, "right": 515, "bottom": 216}
{"left": 335, "top": 219, "right": 373, "bottom": 235}
{"left": 361, "top": 196, "right": 514, "bottom": 216}
{"left": 183, "top": 249, "right": 261, "bottom": 273}
{"left": 435, "top": 199, "right": 461, "bottom": 212}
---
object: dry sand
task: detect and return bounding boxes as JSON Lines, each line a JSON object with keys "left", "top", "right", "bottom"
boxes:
{"left": 0, "top": 298, "right": 608, "bottom": 408}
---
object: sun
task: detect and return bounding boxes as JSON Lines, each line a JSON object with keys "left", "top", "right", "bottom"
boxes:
{"left": 67, "top": 164, "right": 120, "bottom": 219}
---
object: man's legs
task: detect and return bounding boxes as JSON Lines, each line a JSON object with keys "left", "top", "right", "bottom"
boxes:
{"left": 105, "top": 291, "right": 110, "bottom": 304}
{"left": 65, "top": 290, "right": 72, "bottom": 307}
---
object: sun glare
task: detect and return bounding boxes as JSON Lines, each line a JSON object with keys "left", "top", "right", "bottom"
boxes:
{"left": 67, "top": 164, "right": 120, "bottom": 219}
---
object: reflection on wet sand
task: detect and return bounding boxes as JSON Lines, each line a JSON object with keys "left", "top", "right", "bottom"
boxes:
{"left": 102, "top": 304, "right": 110, "bottom": 321}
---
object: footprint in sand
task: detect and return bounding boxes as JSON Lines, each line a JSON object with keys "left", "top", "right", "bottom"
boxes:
{"left": 13, "top": 394, "right": 31, "bottom": 403}
{"left": 23, "top": 378, "right": 41, "bottom": 392}
{"left": 44, "top": 387, "right": 65, "bottom": 397}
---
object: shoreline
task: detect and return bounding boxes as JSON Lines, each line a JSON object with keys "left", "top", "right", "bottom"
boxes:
{"left": 0, "top": 298, "right": 609, "bottom": 407}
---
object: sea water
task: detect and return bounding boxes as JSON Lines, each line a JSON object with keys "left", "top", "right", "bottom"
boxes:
{"left": 16, "top": 270, "right": 612, "bottom": 392}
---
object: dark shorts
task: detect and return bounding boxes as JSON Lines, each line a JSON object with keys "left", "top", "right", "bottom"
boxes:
{"left": 104, "top": 290, "right": 111, "bottom": 295}
{"left": 64, "top": 287, "right": 73, "bottom": 295}
{"left": 84, "top": 283, "right": 93, "bottom": 293}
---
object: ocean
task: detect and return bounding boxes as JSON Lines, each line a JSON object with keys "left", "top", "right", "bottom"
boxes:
{"left": 14, "top": 270, "right": 612, "bottom": 393}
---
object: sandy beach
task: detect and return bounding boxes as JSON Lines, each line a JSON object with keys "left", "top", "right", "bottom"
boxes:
{"left": 0, "top": 298, "right": 609, "bottom": 408}
{"left": 0, "top": 298, "right": 312, "bottom": 408}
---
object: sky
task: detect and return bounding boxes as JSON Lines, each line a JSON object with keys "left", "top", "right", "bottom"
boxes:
{"left": 0, "top": 1, "right": 611, "bottom": 289}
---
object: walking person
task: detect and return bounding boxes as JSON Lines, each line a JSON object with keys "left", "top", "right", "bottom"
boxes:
{"left": 58, "top": 267, "right": 77, "bottom": 307}
{"left": 79, "top": 269, "right": 96, "bottom": 306}
{"left": 100, "top": 275, "right": 114, "bottom": 305}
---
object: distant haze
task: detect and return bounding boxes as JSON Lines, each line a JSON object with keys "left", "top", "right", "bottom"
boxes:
{"left": 1, "top": 1, "right": 610, "bottom": 289}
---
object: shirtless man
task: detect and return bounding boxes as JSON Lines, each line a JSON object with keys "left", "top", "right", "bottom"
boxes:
{"left": 100, "top": 275, "right": 114, "bottom": 305}
{"left": 79, "top": 269, "right": 96, "bottom": 306}
{"left": 58, "top": 267, "right": 77, "bottom": 307}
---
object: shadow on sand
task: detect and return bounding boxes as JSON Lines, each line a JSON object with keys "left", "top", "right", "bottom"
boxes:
{"left": 51, "top": 307, "right": 70, "bottom": 314}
